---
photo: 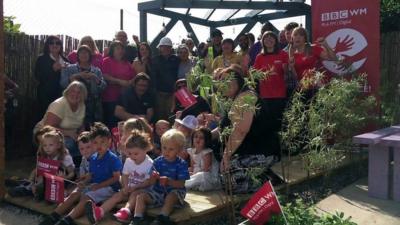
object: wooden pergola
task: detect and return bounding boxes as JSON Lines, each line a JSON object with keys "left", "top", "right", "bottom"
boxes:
{"left": 138, "top": 0, "right": 311, "bottom": 48}
{"left": 0, "top": 0, "right": 6, "bottom": 199}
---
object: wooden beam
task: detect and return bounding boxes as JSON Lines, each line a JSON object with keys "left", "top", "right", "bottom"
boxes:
{"left": 233, "top": 20, "right": 257, "bottom": 47}
{"left": 148, "top": 9, "right": 214, "bottom": 27}
{"left": 140, "top": 0, "right": 311, "bottom": 11}
{"left": 182, "top": 21, "right": 200, "bottom": 46}
{"left": 214, "top": 10, "right": 306, "bottom": 27}
{"left": 140, "top": 11, "right": 148, "bottom": 42}
{"left": 245, "top": 9, "right": 263, "bottom": 18}
{"left": 203, "top": 9, "right": 216, "bottom": 20}
{"left": 221, "top": 9, "right": 240, "bottom": 21}
{"left": 150, "top": 18, "right": 179, "bottom": 49}
{"left": 0, "top": 0, "right": 5, "bottom": 199}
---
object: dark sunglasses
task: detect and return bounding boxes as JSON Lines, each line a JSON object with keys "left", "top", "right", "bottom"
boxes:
{"left": 49, "top": 41, "right": 62, "bottom": 46}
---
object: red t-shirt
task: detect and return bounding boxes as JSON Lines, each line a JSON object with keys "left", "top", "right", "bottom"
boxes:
{"left": 254, "top": 50, "right": 288, "bottom": 98}
{"left": 67, "top": 51, "right": 103, "bottom": 69}
{"left": 101, "top": 57, "right": 136, "bottom": 102}
{"left": 293, "top": 45, "right": 324, "bottom": 80}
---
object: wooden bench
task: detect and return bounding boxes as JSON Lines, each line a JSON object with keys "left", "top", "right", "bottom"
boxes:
{"left": 3, "top": 190, "right": 229, "bottom": 225}
{"left": 353, "top": 125, "right": 400, "bottom": 201}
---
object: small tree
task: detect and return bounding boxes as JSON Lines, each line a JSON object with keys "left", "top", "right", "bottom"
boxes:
{"left": 4, "top": 16, "right": 23, "bottom": 34}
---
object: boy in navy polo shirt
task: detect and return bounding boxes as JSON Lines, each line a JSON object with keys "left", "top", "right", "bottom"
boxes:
{"left": 39, "top": 122, "right": 122, "bottom": 225}
{"left": 130, "top": 129, "right": 190, "bottom": 225}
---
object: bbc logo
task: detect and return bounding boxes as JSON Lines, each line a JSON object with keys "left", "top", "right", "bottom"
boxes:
{"left": 322, "top": 10, "right": 349, "bottom": 22}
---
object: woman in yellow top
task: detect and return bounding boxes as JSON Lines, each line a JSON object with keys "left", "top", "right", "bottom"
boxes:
{"left": 212, "top": 38, "right": 242, "bottom": 73}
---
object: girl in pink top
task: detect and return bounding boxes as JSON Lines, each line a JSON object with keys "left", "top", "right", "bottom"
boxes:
{"left": 102, "top": 41, "right": 136, "bottom": 128}
{"left": 67, "top": 36, "right": 103, "bottom": 69}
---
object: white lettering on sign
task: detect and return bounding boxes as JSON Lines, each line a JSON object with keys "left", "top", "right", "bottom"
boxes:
{"left": 321, "top": 8, "right": 367, "bottom": 22}
{"left": 50, "top": 178, "right": 56, "bottom": 201}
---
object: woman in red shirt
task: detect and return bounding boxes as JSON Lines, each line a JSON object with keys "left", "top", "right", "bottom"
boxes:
{"left": 289, "top": 27, "right": 337, "bottom": 92}
{"left": 254, "top": 31, "right": 289, "bottom": 158}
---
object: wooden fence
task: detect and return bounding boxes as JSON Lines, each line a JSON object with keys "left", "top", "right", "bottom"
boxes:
{"left": 4, "top": 34, "right": 111, "bottom": 157}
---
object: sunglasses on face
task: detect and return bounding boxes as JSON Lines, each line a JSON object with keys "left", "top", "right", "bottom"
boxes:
{"left": 49, "top": 41, "right": 62, "bottom": 46}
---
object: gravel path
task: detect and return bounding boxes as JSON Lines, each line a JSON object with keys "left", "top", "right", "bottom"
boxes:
{"left": 0, "top": 203, "right": 43, "bottom": 225}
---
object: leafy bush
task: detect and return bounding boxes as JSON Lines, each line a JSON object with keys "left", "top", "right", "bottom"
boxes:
{"left": 268, "top": 200, "right": 357, "bottom": 225}
{"left": 280, "top": 72, "right": 377, "bottom": 171}
{"left": 381, "top": 0, "right": 400, "bottom": 33}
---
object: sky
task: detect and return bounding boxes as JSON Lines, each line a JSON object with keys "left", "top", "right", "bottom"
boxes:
{"left": 5, "top": 0, "right": 311, "bottom": 45}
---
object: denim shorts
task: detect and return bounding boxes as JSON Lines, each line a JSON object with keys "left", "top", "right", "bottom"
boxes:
{"left": 144, "top": 188, "right": 186, "bottom": 208}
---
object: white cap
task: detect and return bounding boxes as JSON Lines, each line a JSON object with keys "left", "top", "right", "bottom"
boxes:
{"left": 175, "top": 115, "right": 198, "bottom": 130}
{"left": 157, "top": 37, "right": 173, "bottom": 48}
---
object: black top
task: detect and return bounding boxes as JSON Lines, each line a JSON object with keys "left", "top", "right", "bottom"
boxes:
{"left": 117, "top": 86, "right": 155, "bottom": 116}
{"left": 124, "top": 45, "right": 138, "bottom": 64}
{"left": 219, "top": 94, "right": 278, "bottom": 157}
{"left": 151, "top": 54, "right": 180, "bottom": 93}
{"left": 34, "top": 53, "right": 69, "bottom": 105}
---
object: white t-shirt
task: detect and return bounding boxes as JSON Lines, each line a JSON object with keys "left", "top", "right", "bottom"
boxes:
{"left": 52, "top": 153, "right": 75, "bottom": 169}
{"left": 187, "top": 148, "right": 218, "bottom": 175}
{"left": 122, "top": 155, "right": 153, "bottom": 187}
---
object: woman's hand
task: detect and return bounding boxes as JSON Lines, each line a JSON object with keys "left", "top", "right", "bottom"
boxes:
{"left": 53, "top": 62, "right": 63, "bottom": 71}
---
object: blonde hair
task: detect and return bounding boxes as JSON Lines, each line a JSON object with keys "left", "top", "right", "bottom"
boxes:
{"left": 123, "top": 118, "right": 152, "bottom": 135}
{"left": 63, "top": 81, "right": 88, "bottom": 102}
{"left": 155, "top": 120, "right": 170, "bottom": 128}
{"left": 78, "top": 36, "right": 99, "bottom": 54}
{"left": 161, "top": 129, "right": 185, "bottom": 150}
{"left": 38, "top": 130, "right": 68, "bottom": 160}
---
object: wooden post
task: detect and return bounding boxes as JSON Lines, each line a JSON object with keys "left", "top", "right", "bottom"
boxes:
{"left": 139, "top": 11, "right": 147, "bottom": 42}
{"left": 120, "top": 9, "right": 124, "bottom": 30}
{"left": 0, "top": 0, "right": 5, "bottom": 199}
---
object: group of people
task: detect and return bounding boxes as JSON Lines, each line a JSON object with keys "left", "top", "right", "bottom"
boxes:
{"left": 22, "top": 20, "right": 340, "bottom": 225}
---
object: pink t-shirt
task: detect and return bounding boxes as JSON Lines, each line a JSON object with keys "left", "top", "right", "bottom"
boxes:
{"left": 101, "top": 57, "right": 136, "bottom": 102}
{"left": 67, "top": 51, "right": 103, "bottom": 69}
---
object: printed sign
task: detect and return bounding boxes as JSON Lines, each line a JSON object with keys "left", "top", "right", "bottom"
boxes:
{"left": 312, "top": 0, "right": 380, "bottom": 93}
{"left": 175, "top": 87, "right": 198, "bottom": 108}
{"left": 44, "top": 173, "right": 65, "bottom": 203}
{"left": 240, "top": 181, "right": 283, "bottom": 225}
{"left": 37, "top": 157, "right": 60, "bottom": 176}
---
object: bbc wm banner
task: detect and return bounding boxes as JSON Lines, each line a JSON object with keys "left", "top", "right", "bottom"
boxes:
{"left": 312, "top": 0, "right": 380, "bottom": 93}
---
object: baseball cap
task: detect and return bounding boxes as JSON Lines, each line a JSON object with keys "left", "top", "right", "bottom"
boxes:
{"left": 175, "top": 115, "right": 198, "bottom": 130}
{"left": 157, "top": 37, "right": 173, "bottom": 48}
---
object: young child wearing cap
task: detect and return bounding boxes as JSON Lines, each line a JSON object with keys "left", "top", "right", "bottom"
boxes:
{"left": 174, "top": 115, "right": 198, "bottom": 161}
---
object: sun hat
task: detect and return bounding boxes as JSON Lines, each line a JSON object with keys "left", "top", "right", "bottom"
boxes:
{"left": 175, "top": 115, "right": 198, "bottom": 130}
{"left": 157, "top": 37, "right": 173, "bottom": 48}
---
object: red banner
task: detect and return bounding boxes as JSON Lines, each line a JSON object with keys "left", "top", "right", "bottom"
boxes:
{"left": 240, "top": 181, "right": 283, "bottom": 225}
{"left": 37, "top": 157, "right": 60, "bottom": 176}
{"left": 312, "top": 0, "right": 380, "bottom": 93}
{"left": 44, "top": 173, "right": 65, "bottom": 203}
{"left": 175, "top": 87, "right": 197, "bottom": 108}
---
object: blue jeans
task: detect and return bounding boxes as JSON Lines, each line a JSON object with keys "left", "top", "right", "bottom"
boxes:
{"left": 65, "top": 137, "right": 81, "bottom": 166}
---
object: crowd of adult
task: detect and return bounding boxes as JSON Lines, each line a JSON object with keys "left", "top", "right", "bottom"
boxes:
{"left": 33, "top": 21, "right": 339, "bottom": 193}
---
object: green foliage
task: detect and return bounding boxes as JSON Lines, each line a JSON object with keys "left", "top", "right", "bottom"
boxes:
{"left": 381, "top": 0, "right": 400, "bottom": 33}
{"left": 280, "top": 72, "right": 377, "bottom": 171}
{"left": 4, "top": 16, "right": 22, "bottom": 34}
{"left": 379, "top": 68, "right": 400, "bottom": 126}
{"left": 268, "top": 199, "right": 357, "bottom": 225}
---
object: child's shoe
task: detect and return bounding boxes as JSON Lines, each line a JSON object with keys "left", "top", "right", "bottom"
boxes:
{"left": 129, "top": 217, "right": 147, "bottom": 225}
{"left": 85, "top": 200, "right": 103, "bottom": 224}
{"left": 38, "top": 212, "right": 61, "bottom": 225}
{"left": 149, "top": 215, "right": 174, "bottom": 225}
{"left": 113, "top": 208, "right": 131, "bottom": 223}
